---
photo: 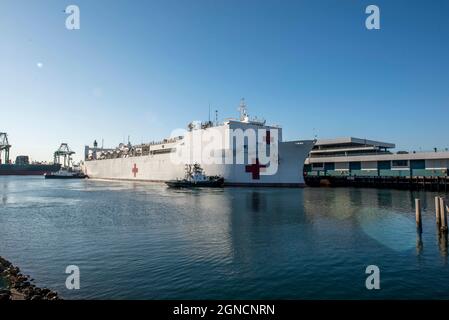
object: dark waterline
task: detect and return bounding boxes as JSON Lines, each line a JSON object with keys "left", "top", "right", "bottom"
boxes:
{"left": 0, "top": 176, "right": 448, "bottom": 299}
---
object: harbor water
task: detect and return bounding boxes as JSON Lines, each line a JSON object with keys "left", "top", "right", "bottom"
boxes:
{"left": 1, "top": 176, "right": 448, "bottom": 299}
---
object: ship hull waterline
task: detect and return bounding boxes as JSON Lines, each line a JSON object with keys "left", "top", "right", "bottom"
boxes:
{"left": 0, "top": 164, "right": 61, "bottom": 176}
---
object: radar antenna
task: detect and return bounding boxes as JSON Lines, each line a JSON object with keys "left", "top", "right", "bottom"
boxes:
{"left": 238, "top": 98, "right": 248, "bottom": 121}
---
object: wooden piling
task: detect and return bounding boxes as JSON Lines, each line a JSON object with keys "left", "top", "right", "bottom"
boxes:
{"left": 435, "top": 196, "right": 441, "bottom": 225}
{"left": 440, "top": 197, "right": 448, "bottom": 233}
{"left": 415, "top": 199, "right": 422, "bottom": 233}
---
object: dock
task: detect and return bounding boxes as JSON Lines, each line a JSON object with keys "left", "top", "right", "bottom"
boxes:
{"left": 305, "top": 174, "right": 449, "bottom": 192}
{"left": 304, "top": 137, "right": 449, "bottom": 191}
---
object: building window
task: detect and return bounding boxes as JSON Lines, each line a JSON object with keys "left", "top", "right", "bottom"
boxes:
{"left": 324, "top": 162, "right": 335, "bottom": 171}
{"left": 392, "top": 160, "right": 408, "bottom": 168}
{"left": 312, "top": 163, "right": 324, "bottom": 169}
{"left": 349, "top": 162, "right": 361, "bottom": 170}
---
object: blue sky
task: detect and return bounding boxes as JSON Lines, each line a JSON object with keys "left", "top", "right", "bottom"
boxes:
{"left": 1, "top": 0, "right": 448, "bottom": 162}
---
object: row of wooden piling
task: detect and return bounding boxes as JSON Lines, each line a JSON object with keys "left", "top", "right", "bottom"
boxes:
{"left": 305, "top": 175, "right": 449, "bottom": 191}
{"left": 415, "top": 196, "right": 448, "bottom": 234}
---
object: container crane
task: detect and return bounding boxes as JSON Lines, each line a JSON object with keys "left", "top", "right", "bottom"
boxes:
{"left": 0, "top": 132, "right": 11, "bottom": 164}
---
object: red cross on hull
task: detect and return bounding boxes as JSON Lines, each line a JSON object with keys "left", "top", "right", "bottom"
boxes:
{"left": 132, "top": 164, "right": 138, "bottom": 177}
{"left": 245, "top": 159, "right": 267, "bottom": 180}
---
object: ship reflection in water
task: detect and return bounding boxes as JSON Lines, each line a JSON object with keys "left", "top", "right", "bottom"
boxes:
{"left": 0, "top": 176, "right": 448, "bottom": 299}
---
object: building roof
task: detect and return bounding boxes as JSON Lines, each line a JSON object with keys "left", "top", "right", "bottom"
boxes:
{"left": 314, "top": 137, "right": 395, "bottom": 149}
{"left": 306, "top": 151, "right": 449, "bottom": 164}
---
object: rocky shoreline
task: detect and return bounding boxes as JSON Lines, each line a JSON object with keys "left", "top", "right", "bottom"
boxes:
{"left": 0, "top": 256, "right": 61, "bottom": 301}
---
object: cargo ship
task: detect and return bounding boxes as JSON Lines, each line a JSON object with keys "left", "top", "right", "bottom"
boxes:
{"left": 83, "top": 100, "right": 315, "bottom": 187}
{"left": 0, "top": 133, "right": 61, "bottom": 176}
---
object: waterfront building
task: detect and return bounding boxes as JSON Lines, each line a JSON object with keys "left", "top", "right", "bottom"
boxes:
{"left": 304, "top": 137, "right": 449, "bottom": 177}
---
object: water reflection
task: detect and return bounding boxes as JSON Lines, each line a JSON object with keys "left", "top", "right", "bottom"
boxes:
{"left": 377, "top": 190, "right": 393, "bottom": 208}
{"left": 438, "top": 231, "right": 448, "bottom": 260}
{"left": 1, "top": 178, "right": 8, "bottom": 205}
{"left": 303, "top": 188, "right": 359, "bottom": 221}
{"left": 357, "top": 207, "right": 416, "bottom": 252}
{"left": 248, "top": 191, "right": 265, "bottom": 213}
{"left": 2, "top": 177, "right": 449, "bottom": 299}
{"left": 416, "top": 232, "right": 423, "bottom": 256}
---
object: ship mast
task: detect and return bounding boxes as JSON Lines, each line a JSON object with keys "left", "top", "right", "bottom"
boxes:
{"left": 238, "top": 98, "right": 249, "bottom": 122}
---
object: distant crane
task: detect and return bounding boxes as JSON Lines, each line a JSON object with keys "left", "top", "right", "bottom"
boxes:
{"left": 0, "top": 132, "right": 11, "bottom": 164}
{"left": 54, "top": 143, "right": 75, "bottom": 168}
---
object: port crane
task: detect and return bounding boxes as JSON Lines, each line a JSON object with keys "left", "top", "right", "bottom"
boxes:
{"left": 0, "top": 132, "right": 11, "bottom": 164}
{"left": 54, "top": 143, "right": 75, "bottom": 168}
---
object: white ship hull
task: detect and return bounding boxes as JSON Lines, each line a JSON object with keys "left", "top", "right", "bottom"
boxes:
{"left": 83, "top": 140, "right": 314, "bottom": 187}
{"left": 83, "top": 103, "right": 315, "bottom": 187}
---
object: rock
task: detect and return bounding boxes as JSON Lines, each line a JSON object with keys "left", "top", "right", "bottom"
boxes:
{"left": 21, "top": 287, "right": 32, "bottom": 297}
{"left": 0, "top": 256, "right": 62, "bottom": 300}
{"left": 18, "top": 275, "right": 28, "bottom": 282}
{"left": 40, "top": 288, "right": 51, "bottom": 295}
{"left": 0, "top": 257, "right": 12, "bottom": 268}
{"left": 0, "top": 293, "right": 10, "bottom": 301}
{"left": 7, "top": 266, "right": 19, "bottom": 276}
{"left": 9, "top": 289, "right": 25, "bottom": 300}
{"left": 46, "top": 292, "right": 58, "bottom": 300}
{"left": 13, "top": 282, "right": 23, "bottom": 289}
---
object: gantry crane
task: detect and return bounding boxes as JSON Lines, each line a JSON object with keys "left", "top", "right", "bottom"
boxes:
{"left": 0, "top": 132, "right": 11, "bottom": 164}
{"left": 54, "top": 143, "right": 75, "bottom": 168}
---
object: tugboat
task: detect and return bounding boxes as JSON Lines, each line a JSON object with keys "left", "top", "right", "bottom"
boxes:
{"left": 165, "top": 164, "right": 224, "bottom": 188}
{"left": 44, "top": 167, "right": 87, "bottom": 179}
{"left": 44, "top": 143, "right": 87, "bottom": 179}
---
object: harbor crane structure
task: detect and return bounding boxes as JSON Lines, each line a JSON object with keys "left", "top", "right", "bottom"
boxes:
{"left": 0, "top": 132, "right": 11, "bottom": 164}
{"left": 54, "top": 143, "right": 75, "bottom": 168}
